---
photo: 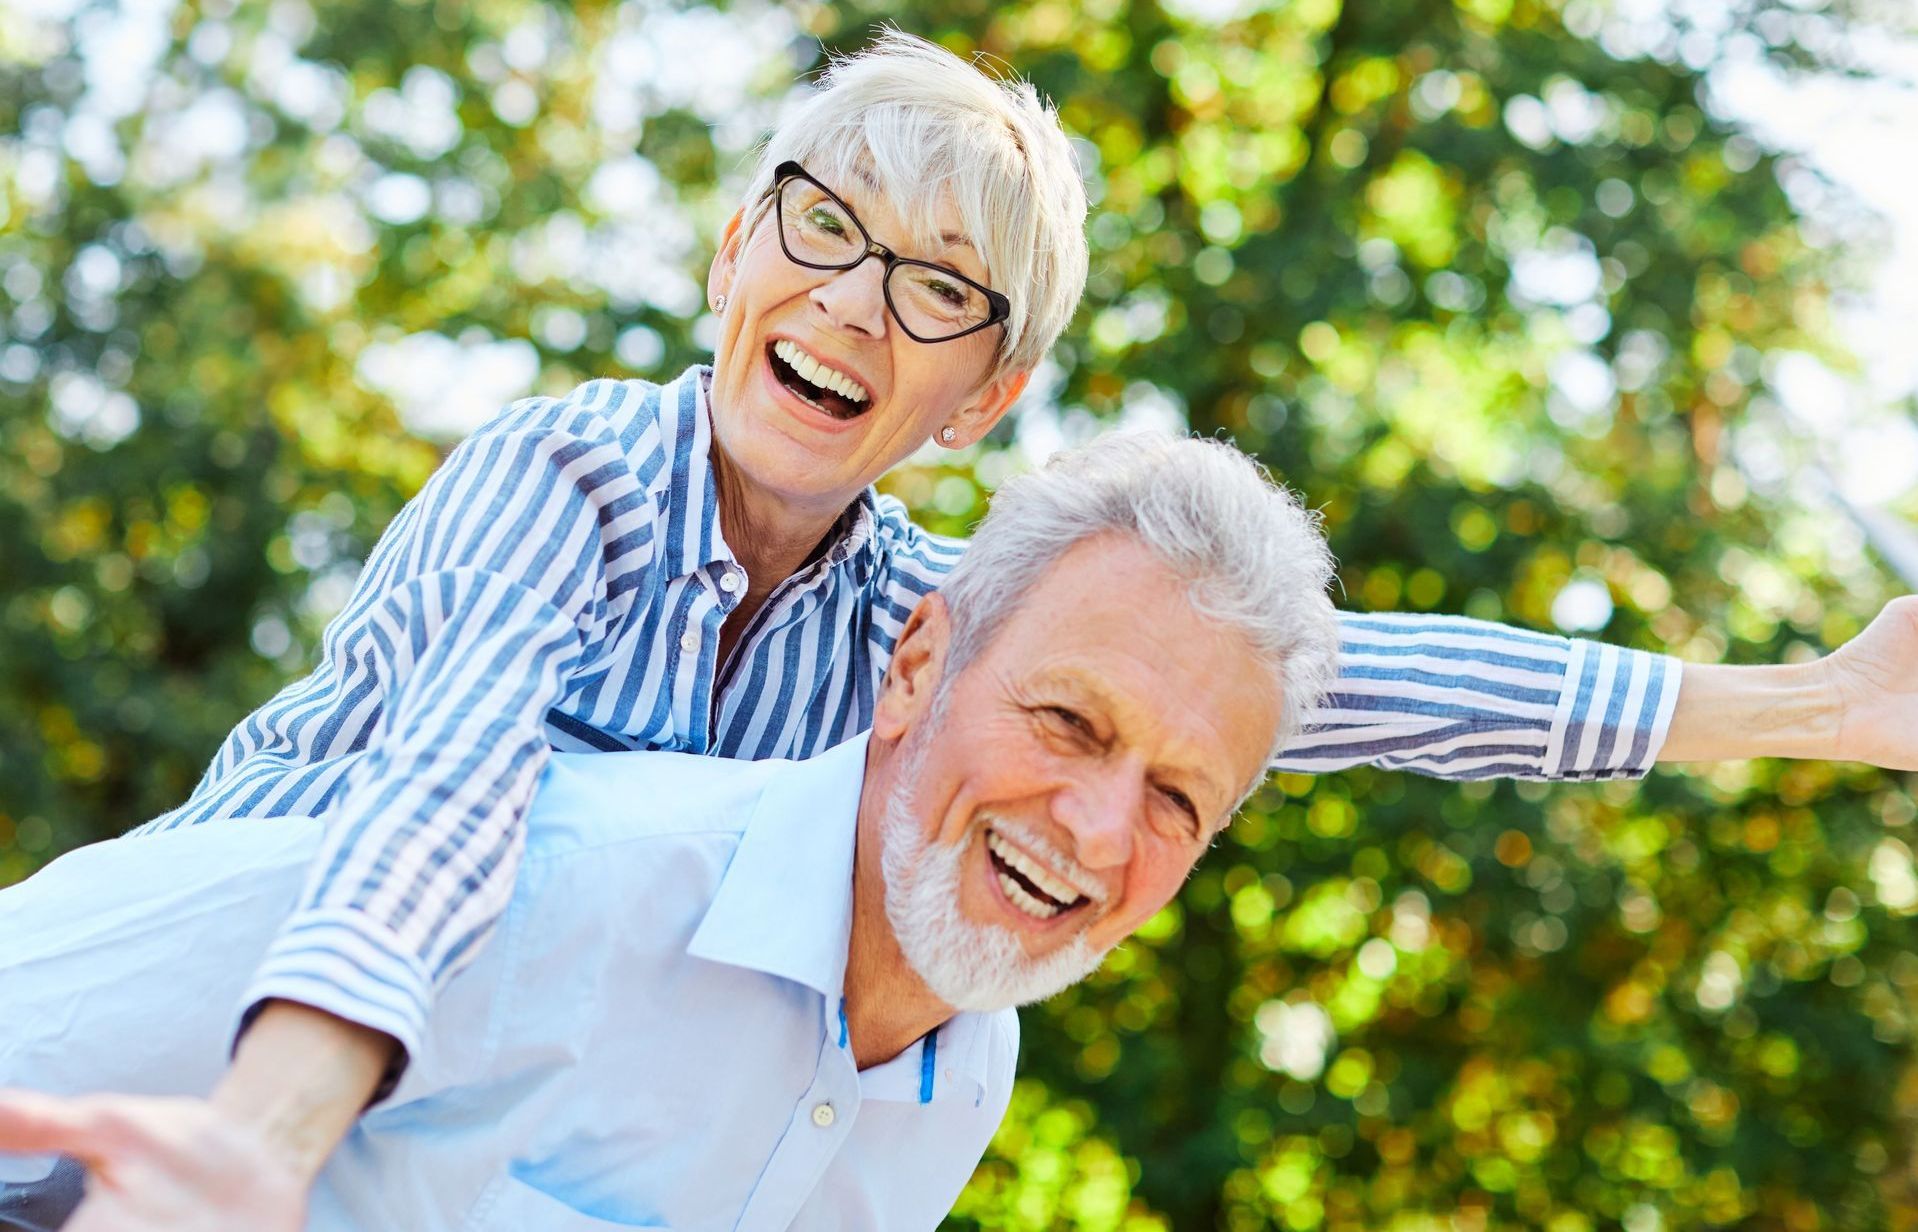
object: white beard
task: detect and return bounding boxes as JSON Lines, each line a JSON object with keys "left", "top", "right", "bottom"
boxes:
{"left": 879, "top": 728, "right": 1110, "bottom": 1013}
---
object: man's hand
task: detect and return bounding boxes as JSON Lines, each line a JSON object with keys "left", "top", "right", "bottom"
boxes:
{"left": 1662, "top": 595, "right": 1918, "bottom": 767}
{"left": 1822, "top": 595, "right": 1918, "bottom": 770}
{"left": 0, "top": 1090, "right": 306, "bottom": 1232}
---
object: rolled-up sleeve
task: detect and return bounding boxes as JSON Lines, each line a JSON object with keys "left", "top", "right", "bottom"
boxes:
{"left": 1270, "top": 612, "right": 1681, "bottom": 781}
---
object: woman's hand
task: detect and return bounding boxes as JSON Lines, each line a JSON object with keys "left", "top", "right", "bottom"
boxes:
{"left": 0, "top": 1003, "right": 393, "bottom": 1230}
{"left": 0, "top": 1090, "right": 306, "bottom": 1232}
{"left": 1822, "top": 595, "right": 1918, "bottom": 770}
{"left": 1661, "top": 595, "right": 1918, "bottom": 768}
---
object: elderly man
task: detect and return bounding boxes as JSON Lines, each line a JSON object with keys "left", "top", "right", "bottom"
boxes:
{"left": 0, "top": 432, "right": 1339, "bottom": 1232}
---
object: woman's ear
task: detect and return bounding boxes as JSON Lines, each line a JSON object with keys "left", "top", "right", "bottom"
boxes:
{"left": 873, "top": 593, "right": 951, "bottom": 741}
{"left": 706, "top": 208, "right": 747, "bottom": 309}
{"left": 942, "top": 368, "right": 1032, "bottom": 448}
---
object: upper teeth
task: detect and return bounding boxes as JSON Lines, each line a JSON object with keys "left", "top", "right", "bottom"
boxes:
{"left": 987, "top": 829, "right": 1084, "bottom": 918}
{"left": 998, "top": 871, "right": 1061, "bottom": 919}
{"left": 774, "top": 340, "right": 868, "bottom": 403}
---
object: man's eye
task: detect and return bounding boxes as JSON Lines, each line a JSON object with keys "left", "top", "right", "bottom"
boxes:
{"left": 1042, "top": 706, "right": 1093, "bottom": 737}
{"left": 1160, "top": 785, "right": 1198, "bottom": 823}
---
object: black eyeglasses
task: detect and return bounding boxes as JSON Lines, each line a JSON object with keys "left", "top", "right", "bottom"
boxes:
{"left": 767, "top": 161, "right": 1011, "bottom": 344}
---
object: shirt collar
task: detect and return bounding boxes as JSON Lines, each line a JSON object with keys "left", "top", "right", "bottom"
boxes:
{"left": 658, "top": 364, "right": 882, "bottom": 583}
{"left": 685, "top": 732, "right": 867, "bottom": 998}
{"left": 683, "top": 730, "right": 1003, "bottom": 1106}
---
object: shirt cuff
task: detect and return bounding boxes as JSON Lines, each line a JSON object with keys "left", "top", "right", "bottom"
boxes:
{"left": 1543, "top": 643, "right": 1683, "bottom": 779}
{"left": 232, "top": 909, "right": 436, "bottom": 1106}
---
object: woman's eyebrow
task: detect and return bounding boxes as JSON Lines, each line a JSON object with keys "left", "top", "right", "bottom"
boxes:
{"left": 837, "top": 166, "right": 975, "bottom": 254}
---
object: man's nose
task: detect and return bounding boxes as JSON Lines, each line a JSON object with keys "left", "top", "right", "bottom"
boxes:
{"left": 809, "top": 255, "right": 889, "bottom": 337}
{"left": 1049, "top": 769, "right": 1140, "bottom": 870}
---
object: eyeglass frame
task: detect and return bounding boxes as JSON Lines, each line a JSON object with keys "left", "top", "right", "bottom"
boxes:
{"left": 763, "top": 160, "right": 1012, "bottom": 345}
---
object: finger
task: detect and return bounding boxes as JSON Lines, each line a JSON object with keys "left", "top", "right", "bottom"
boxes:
{"left": 0, "top": 1090, "right": 109, "bottom": 1159}
{"left": 0, "top": 1091, "right": 147, "bottom": 1168}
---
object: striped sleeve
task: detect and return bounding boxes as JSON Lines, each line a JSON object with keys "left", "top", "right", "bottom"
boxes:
{"left": 1269, "top": 612, "right": 1682, "bottom": 780}
{"left": 864, "top": 496, "right": 969, "bottom": 659}
{"left": 240, "top": 382, "right": 659, "bottom": 1085}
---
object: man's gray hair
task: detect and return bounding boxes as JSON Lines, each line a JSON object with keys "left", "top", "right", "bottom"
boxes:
{"left": 940, "top": 433, "right": 1341, "bottom": 760}
{"left": 741, "top": 30, "right": 1088, "bottom": 381}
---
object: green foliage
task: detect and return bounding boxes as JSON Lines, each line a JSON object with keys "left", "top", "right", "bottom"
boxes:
{"left": 4, "top": 0, "right": 1915, "bottom": 1226}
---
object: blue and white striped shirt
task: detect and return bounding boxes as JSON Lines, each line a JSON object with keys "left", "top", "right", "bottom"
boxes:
{"left": 140, "top": 365, "right": 1681, "bottom": 1072}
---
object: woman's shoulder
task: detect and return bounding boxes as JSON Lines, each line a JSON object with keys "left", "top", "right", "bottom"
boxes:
{"left": 467, "top": 367, "right": 705, "bottom": 462}
{"left": 867, "top": 489, "right": 970, "bottom": 587}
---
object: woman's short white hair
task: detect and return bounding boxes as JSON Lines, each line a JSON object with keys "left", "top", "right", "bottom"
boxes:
{"left": 939, "top": 433, "right": 1341, "bottom": 770}
{"left": 741, "top": 30, "right": 1089, "bottom": 380}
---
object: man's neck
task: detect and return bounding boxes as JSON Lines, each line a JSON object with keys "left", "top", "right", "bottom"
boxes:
{"left": 842, "top": 741, "right": 956, "bottom": 1070}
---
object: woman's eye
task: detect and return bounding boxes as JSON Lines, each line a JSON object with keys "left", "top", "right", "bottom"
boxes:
{"left": 805, "top": 207, "right": 847, "bottom": 235}
{"left": 925, "top": 277, "right": 966, "bottom": 307}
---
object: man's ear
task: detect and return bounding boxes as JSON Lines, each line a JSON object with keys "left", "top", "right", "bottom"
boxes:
{"left": 706, "top": 208, "right": 747, "bottom": 309}
{"left": 873, "top": 592, "right": 951, "bottom": 741}
{"left": 940, "top": 368, "right": 1032, "bottom": 449}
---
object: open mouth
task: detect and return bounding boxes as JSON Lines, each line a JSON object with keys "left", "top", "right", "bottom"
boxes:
{"left": 767, "top": 339, "right": 871, "bottom": 421}
{"left": 986, "top": 828, "right": 1090, "bottom": 922}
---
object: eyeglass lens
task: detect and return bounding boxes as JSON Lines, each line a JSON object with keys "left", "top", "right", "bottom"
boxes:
{"left": 777, "top": 178, "right": 994, "bottom": 341}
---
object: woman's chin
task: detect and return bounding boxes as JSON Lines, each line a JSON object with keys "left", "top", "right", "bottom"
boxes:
{"left": 713, "top": 403, "right": 865, "bottom": 512}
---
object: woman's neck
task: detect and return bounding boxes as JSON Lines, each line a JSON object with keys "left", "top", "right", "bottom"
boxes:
{"left": 710, "top": 445, "right": 850, "bottom": 600}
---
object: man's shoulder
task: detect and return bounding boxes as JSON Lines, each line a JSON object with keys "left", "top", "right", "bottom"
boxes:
{"left": 525, "top": 748, "right": 789, "bottom": 859}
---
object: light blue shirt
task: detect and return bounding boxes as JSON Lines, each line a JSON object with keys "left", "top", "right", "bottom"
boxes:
{"left": 135, "top": 365, "right": 1677, "bottom": 1080}
{"left": 0, "top": 734, "right": 1016, "bottom": 1231}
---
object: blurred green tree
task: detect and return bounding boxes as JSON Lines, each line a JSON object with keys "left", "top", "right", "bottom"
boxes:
{"left": 3, "top": 0, "right": 1914, "bottom": 1226}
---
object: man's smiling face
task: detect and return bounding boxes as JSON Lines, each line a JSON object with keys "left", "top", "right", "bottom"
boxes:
{"left": 706, "top": 165, "right": 1024, "bottom": 520}
{"left": 873, "top": 533, "right": 1285, "bottom": 1012}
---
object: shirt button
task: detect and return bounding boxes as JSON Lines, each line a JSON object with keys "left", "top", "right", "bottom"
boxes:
{"left": 680, "top": 631, "right": 698, "bottom": 654}
{"left": 718, "top": 571, "right": 742, "bottom": 594}
{"left": 810, "top": 1102, "right": 836, "bottom": 1128}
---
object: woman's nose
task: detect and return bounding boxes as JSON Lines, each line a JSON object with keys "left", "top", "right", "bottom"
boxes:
{"left": 808, "top": 257, "right": 889, "bottom": 337}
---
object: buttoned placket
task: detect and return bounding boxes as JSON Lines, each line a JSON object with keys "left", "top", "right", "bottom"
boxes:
{"left": 665, "top": 560, "right": 755, "bottom": 750}
{"left": 707, "top": 557, "right": 843, "bottom": 749}
{"left": 730, "top": 995, "right": 862, "bottom": 1232}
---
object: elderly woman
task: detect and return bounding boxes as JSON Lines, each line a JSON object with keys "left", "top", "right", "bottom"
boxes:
{"left": 9, "top": 30, "right": 1913, "bottom": 1232}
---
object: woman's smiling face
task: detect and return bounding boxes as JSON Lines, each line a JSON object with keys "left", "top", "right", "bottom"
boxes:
{"left": 704, "top": 169, "right": 1029, "bottom": 520}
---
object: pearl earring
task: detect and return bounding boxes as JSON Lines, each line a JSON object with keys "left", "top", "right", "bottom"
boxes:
{"left": 714, "top": 295, "right": 728, "bottom": 313}
{"left": 940, "top": 426, "right": 957, "bottom": 444}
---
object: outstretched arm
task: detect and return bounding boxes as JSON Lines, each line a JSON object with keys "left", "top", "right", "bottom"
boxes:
{"left": 1659, "top": 596, "right": 1918, "bottom": 767}
{"left": 1270, "top": 612, "right": 1680, "bottom": 781}
{"left": 0, "top": 818, "right": 341, "bottom": 1231}
{"left": 59, "top": 381, "right": 661, "bottom": 1222}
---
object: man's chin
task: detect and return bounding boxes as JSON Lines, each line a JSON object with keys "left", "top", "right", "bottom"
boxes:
{"left": 912, "top": 925, "right": 1110, "bottom": 1014}
{"left": 879, "top": 731, "right": 1109, "bottom": 1011}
